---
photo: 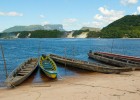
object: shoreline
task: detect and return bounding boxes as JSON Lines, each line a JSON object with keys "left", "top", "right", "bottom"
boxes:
{"left": 0, "top": 38, "right": 140, "bottom": 39}
{"left": 0, "top": 71, "right": 140, "bottom": 100}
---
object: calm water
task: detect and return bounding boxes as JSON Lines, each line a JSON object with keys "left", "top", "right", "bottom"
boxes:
{"left": 0, "top": 38, "right": 140, "bottom": 86}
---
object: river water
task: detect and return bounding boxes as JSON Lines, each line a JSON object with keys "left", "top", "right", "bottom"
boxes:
{"left": 0, "top": 38, "right": 140, "bottom": 86}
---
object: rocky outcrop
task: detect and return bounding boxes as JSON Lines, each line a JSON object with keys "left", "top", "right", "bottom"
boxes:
{"left": 3, "top": 24, "right": 65, "bottom": 33}
{"left": 80, "top": 27, "right": 101, "bottom": 32}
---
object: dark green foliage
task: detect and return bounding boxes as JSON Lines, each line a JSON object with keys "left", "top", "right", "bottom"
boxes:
{"left": 12, "top": 30, "right": 65, "bottom": 38}
{"left": 101, "top": 15, "right": 140, "bottom": 38}
{"left": 18, "top": 32, "right": 29, "bottom": 38}
{"left": 0, "top": 32, "right": 16, "bottom": 38}
{"left": 30, "top": 30, "right": 64, "bottom": 38}
{"left": 87, "top": 31, "right": 101, "bottom": 38}
{"left": 72, "top": 29, "right": 89, "bottom": 37}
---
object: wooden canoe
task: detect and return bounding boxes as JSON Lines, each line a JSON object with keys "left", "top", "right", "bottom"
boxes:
{"left": 5, "top": 58, "right": 38, "bottom": 87}
{"left": 88, "top": 51, "right": 140, "bottom": 69}
{"left": 95, "top": 52, "right": 140, "bottom": 63}
{"left": 39, "top": 55, "right": 57, "bottom": 79}
{"left": 49, "top": 54, "right": 133, "bottom": 74}
{"left": 96, "top": 52, "right": 140, "bottom": 62}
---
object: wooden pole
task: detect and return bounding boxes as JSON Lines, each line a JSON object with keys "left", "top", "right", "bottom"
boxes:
{"left": 38, "top": 41, "right": 41, "bottom": 59}
{"left": 72, "top": 46, "right": 75, "bottom": 60}
{"left": 111, "top": 39, "right": 114, "bottom": 53}
{"left": 64, "top": 47, "right": 67, "bottom": 75}
{"left": 0, "top": 45, "right": 8, "bottom": 78}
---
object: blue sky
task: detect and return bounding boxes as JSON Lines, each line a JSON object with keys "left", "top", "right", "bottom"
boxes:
{"left": 0, "top": 0, "right": 140, "bottom": 31}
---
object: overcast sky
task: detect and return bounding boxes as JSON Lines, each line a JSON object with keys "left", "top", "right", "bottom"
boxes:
{"left": 0, "top": 0, "right": 140, "bottom": 32}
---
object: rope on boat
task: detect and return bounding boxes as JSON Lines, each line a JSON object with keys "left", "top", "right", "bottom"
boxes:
{"left": 9, "top": 82, "right": 15, "bottom": 88}
{"left": 57, "top": 74, "right": 63, "bottom": 80}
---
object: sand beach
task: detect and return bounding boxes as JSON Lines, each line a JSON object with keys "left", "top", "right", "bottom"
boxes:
{"left": 0, "top": 71, "right": 140, "bottom": 100}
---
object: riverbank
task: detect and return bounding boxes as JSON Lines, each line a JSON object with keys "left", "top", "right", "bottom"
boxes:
{"left": 0, "top": 71, "right": 140, "bottom": 100}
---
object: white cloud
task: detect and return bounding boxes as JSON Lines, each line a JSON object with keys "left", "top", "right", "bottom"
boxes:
{"left": 42, "top": 21, "right": 49, "bottom": 25}
{"left": 92, "top": 7, "right": 124, "bottom": 28}
{"left": 62, "top": 18, "right": 80, "bottom": 30}
{"left": 120, "top": 0, "right": 138, "bottom": 5}
{"left": 0, "top": 11, "right": 23, "bottom": 16}
{"left": 94, "top": 14, "right": 103, "bottom": 20}
{"left": 40, "top": 14, "right": 45, "bottom": 18}
{"left": 68, "top": 7, "right": 124, "bottom": 29}
{"left": 63, "top": 18, "right": 78, "bottom": 23}
{"left": 82, "top": 22, "right": 103, "bottom": 28}
{"left": 132, "top": 6, "right": 140, "bottom": 15}
{"left": 137, "top": 6, "right": 140, "bottom": 13}
{"left": 62, "top": 7, "right": 124, "bottom": 30}
{"left": 0, "top": 12, "right": 4, "bottom": 16}
{"left": 98, "top": 7, "right": 112, "bottom": 16}
{"left": 133, "top": 12, "right": 138, "bottom": 15}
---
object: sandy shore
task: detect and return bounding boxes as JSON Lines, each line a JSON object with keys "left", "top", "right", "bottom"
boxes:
{"left": 0, "top": 71, "right": 140, "bottom": 100}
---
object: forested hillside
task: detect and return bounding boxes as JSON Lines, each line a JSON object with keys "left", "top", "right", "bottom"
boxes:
{"left": 101, "top": 15, "right": 140, "bottom": 38}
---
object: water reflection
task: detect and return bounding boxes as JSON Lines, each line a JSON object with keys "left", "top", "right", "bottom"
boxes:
{"left": 22, "top": 64, "right": 92, "bottom": 85}
{"left": 0, "top": 38, "right": 140, "bottom": 86}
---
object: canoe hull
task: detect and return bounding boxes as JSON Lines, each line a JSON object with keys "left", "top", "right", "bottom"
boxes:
{"left": 41, "top": 68, "right": 57, "bottom": 79}
{"left": 39, "top": 55, "right": 57, "bottom": 79}
{"left": 5, "top": 58, "right": 38, "bottom": 87}
{"left": 49, "top": 54, "right": 132, "bottom": 74}
{"left": 88, "top": 52, "right": 140, "bottom": 70}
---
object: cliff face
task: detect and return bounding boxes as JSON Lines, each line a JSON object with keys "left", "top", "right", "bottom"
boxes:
{"left": 44, "top": 24, "right": 64, "bottom": 31}
{"left": 3, "top": 24, "right": 65, "bottom": 33}
{"left": 80, "top": 27, "right": 101, "bottom": 32}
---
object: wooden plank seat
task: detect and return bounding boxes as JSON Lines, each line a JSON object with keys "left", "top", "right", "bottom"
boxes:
{"left": 21, "top": 69, "right": 32, "bottom": 71}
{"left": 26, "top": 64, "right": 35, "bottom": 67}
{"left": 19, "top": 71, "right": 29, "bottom": 73}
{"left": 17, "top": 73, "right": 26, "bottom": 76}
{"left": 20, "top": 70, "right": 31, "bottom": 73}
{"left": 30, "top": 62, "right": 36, "bottom": 65}
{"left": 13, "top": 76, "right": 24, "bottom": 80}
{"left": 22, "top": 67, "right": 34, "bottom": 69}
{"left": 14, "top": 76, "right": 23, "bottom": 78}
{"left": 18, "top": 71, "right": 31, "bottom": 76}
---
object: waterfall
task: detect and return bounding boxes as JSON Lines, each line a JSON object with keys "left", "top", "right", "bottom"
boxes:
{"left": 15, "top": 33, "right": 20, "bottom": 38}
{"left": 27, "top": 33, "right": 31, "bottom": 38}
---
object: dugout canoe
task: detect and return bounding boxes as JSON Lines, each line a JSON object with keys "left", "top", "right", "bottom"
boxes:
{"left": 49, "top": 54, "right": 133, "bottom": 74}
{"left": 5, "top": 58, "right": 38, "bottom": 87}
{"left": 39, "top": 54, "right": 57, "bottom": 79}
{"left": 88, "top": 51, "right": 140, "bottom": 70}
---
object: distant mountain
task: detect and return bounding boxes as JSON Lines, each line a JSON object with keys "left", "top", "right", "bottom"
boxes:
{"left": 80, "top": 27, "right": 101, "bottom": 32}
{"left": 3, "top": 24, "right": 65, "bottom": 33}
{"left": 0, "top": 30, "right": 65, "bottom": 39}
{"left": 44, "top": 24, "right": 64, "bottom": 31}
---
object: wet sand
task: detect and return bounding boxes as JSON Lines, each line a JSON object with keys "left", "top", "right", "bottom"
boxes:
{"left": 0, "top": 71, "right": 140, "bottom": 100}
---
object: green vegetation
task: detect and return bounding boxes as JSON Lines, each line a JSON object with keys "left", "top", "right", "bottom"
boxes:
{"left": 0, "top": 32, "right": 16, "bottom": 38}
{"left": 81, "top": 27, "right": 100, "bottom": 32}
{"left": 101, "top": 15, "right": 140, "bottom": 38}
{"left": 1, "top": 15, "right": 140, "bottom": 38}
{"left": 87, "top": 31, "right": 101, "bottom": 38}
{"left": 13, "top": 30, "right": 65, "bottom": 38}
{"left": 87, "top": 15, "right": 140, "bottom": 38}
{"left": 31, "top": 30, "right": 64, "bottom": 38}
